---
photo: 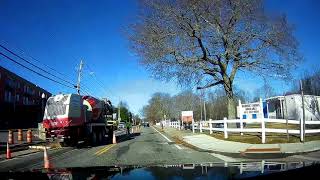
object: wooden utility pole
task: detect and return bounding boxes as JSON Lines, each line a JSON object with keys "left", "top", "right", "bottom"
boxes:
{"left": 76, "top": 60, "right": 83, "bottom": 95}
{"left": 300, "top": 80, "right": 306, "bottom": 142}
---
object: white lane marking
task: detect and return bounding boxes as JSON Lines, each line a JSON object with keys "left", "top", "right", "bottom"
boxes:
{"left": 210, "top": 153, "right": 238, "bottom": 162}
{"left": 152, "top": 126, "right": 172, "bottom": 142}
{"left": 152, "top": 126, "right": 182, "bottom": 150}
{"left": 174, "top": 144, "right": 182, "bottom": 150}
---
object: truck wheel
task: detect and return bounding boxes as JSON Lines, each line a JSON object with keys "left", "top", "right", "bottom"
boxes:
{"left": 97, "top": 130, "right": 103, "bottom": 144}
{"left": 101, "top": 130, "right": 106, "bottom": 143}
{"left": 91, "top": 132, "right": 97, "bottom": 146}
{"left": 108, "top": 129, "right": 113, "bottom": 144}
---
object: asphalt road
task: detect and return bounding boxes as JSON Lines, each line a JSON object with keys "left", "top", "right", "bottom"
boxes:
{"left": 1, "top": 126, "right": 320, "bottom": 172}
{"left": 0, "top": 126, "right": 224, "bottom": 172}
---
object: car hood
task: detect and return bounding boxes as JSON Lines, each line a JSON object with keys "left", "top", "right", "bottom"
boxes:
{"left": 1, "top": 161, "right": 319, "bottom": 180}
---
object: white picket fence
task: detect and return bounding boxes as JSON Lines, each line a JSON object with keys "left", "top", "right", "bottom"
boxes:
{"left": 160, "top": 120, "right": 182, "bottom": 129}
{"left": 192, "top": 118, "right": 320, "bottom": 143}
{"left": 168, "top": 121, "right": 181, "bottom": 129}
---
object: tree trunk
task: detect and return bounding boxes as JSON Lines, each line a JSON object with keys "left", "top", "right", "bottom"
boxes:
{"left": 227, "top": 96, "right": 236, "bottom": 119}
{"left": 224, "top": 80, "right": 236, "bottom": 119}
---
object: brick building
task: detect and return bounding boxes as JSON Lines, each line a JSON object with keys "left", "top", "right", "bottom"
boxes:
{"left": 0, "top": 66, "right": 51, "bottom": 129}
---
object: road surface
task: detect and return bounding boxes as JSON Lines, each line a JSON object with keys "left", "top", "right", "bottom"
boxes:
{"left": 1, "top": 126, "right": 320, "bottom": 172}
{"left": 0, "top": 126, "right": 225, "bottom": 171}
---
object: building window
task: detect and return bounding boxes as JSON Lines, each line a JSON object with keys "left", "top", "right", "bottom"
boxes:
{"left": 16, "top": 82, "right": 20, "bottom": 89}
{"left": 16, "top": 94, "right": 20, "bottom": 102}
{"left": 4, "top": 91, "right": 12, "bottom": 102}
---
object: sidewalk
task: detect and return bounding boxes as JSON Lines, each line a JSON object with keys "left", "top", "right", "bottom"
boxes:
{"left": 156, "top": 126, "right": 320, "bottom": 156}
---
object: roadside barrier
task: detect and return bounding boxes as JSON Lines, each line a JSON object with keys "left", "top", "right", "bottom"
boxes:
{"left": 27, "top": 129, "right": 32, "bottom": 143}
{"left": 18, "top": 129, "right": 23, "bottom": 141}
{"left": 8, "top": 130, "right": 14, "bottom": 144}
{"left": 6, "top": 142, "right": 11, "bottom": 159}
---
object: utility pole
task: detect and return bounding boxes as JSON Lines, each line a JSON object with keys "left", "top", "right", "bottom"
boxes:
{"left": 203, "top": 99, "right": 207, "bottom": 122}
{"left": 200, "top": 96, "right": 203, "bottom": 121}
{"left": 202, "top": 90, "right": 207, "bottom": 122}
{"left": 300, "top": 80, "right": 306, "bottom": 142}
{"left": 118, "top": 103, "right": 121, "bottom": 122}
{"left": 76, "top": 60, "right": 83, "bottom": 95}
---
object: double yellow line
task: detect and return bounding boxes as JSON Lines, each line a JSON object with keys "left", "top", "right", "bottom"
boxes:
{"left": 94, "top": 144, "right": 116, "bottom": 156}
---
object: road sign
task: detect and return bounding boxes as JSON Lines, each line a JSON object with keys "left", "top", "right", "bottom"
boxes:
{"left": 238, "top": 99, "right": 264, "bottom": 119}
{"left": 181, "top": 111, "right": 193, "bottom": 123}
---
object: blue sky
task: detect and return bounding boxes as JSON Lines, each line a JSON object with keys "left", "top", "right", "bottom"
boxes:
{"left": 0, "top": 0, "right": 319, "bottom": 114}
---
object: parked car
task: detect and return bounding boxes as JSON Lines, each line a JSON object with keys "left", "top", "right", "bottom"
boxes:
{"left": 215, "top": 123, "right": 224, "bottom": 128}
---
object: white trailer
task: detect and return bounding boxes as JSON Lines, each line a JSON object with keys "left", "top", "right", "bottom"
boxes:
{"left": 266, "top": 94, "right": 320, "bottom": 121}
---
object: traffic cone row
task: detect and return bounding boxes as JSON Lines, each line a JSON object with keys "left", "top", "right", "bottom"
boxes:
{"left": 8, "top": 130, "right": 14, "bottom": 144}
{"left": 18, "top": 129, "right": 23, "bottom": 141}
{"left": 27, "top": 129, "right": 32, "bottom": 143}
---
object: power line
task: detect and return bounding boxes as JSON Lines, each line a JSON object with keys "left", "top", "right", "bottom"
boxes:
{"left": 0, "top": 52, "right": 75, "bottom": 89}
{"left": 0, "top": 44, "right": 75, "bottom": 86}
{"left": 1, "top": 40, "right": 76, "bottom": 81}
{"left": 85, "top": 64, "right": 118, "bottom": 99}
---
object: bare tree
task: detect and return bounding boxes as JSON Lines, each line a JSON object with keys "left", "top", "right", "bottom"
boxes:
{"left": 128, "top": 0, "right": 300, "bottom": 118}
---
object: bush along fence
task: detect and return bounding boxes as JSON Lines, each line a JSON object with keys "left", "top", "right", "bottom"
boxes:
{"left": 162, "top": 118, "right": 320, "bottom": 144}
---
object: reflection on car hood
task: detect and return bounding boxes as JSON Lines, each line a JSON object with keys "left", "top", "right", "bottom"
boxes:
{"left": 0, "top": 161, "right": 319, "bottom": 180}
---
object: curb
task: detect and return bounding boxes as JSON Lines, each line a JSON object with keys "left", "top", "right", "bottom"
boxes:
{"left": 154, "top": 126, "right": 318, "bottom": 159}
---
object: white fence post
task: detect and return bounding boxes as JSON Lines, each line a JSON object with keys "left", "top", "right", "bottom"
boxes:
{"left": 300, "top": 118, "right": 304, "bottom": 142}
{"left": 200, "top": 121, "right": 203, "bottom": 133}
{"left": 261, "top": 118, "right": 266, "bottom": 144}
{"left": 209, "top": 119, "right": 212, "bottom": 134}
{"left": 223, "top": 117, "right": 228, "bottom": 139}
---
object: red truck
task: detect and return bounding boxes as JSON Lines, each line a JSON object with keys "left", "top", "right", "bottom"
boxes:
{"left": 42, "top": 93, "right": 114, "bottom": 146}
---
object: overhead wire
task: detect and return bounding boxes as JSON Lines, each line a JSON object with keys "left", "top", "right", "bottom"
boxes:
{"left": 0, "top": 44, "right": 76, "bottom": 86}
{"left": 0, "top": 52, "right": 75, "bottom": 89}
{"left": 84, "top": 63, "right": 119, "bottom": 100}
{"left": 0, "top": 39, "right": 77, "bottom": 82}
{"left": 0, "top": 40, "right": 102, "bottom": 96}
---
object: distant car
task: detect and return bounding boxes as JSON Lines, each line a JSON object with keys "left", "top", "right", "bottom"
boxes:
{"left": 118, "top": 122, "right": 125, "bottom": 129}
{"left": 143, "top": 122, "right": 149, "bottom": 127}
{"left": 215, "top": 123, "right": 224, "bottom": 128}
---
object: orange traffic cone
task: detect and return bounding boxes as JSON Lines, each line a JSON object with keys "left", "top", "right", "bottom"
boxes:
{"left": 112, "top": 131, "right": 117, "bottom": 144}
{"left": 18, "top": 129, "right": 23, "bottom": 141}
{"left": 44, "top": 147, "right": 51, "bottom": 169}
{"left": 27, "top": 129, "right": 32, "bottom": 143}
{"left": 6, "top": 142, "right": 11, "bottom": 159}
{"left": 8, "top": 130, "right": 14, "bottom": 144}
